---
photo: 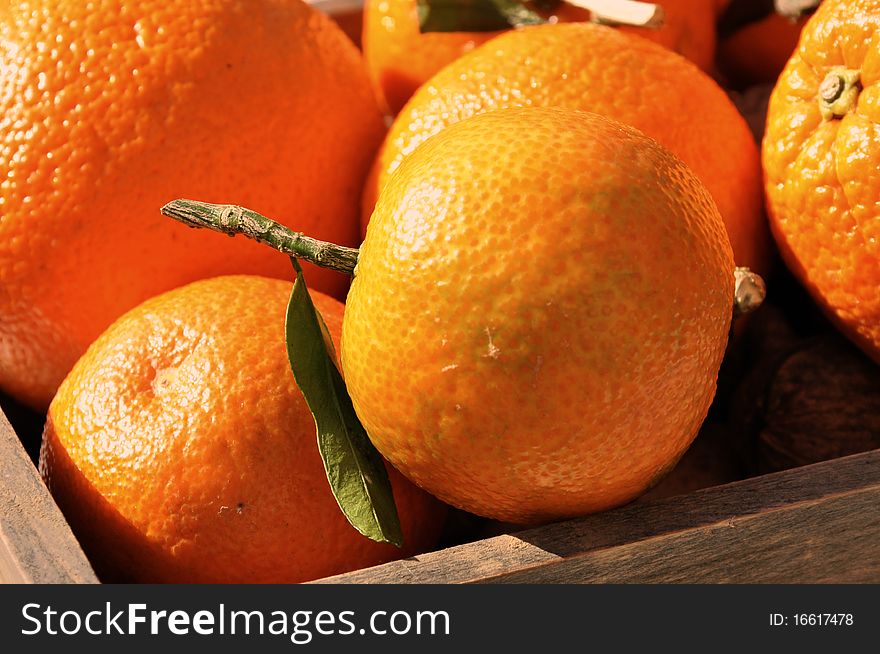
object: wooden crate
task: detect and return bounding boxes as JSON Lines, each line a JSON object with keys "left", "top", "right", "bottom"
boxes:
{"left": 2, "top": 0, "right": 879, "bottom": 585}
{"left": 0, "top": 405, "right": 97, "bottom": 583}
{"left": 3, "top": 401, "right": 880, "bottom": 584}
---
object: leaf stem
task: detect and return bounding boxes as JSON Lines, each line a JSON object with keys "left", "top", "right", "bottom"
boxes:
{"left": 161, "top": 199, "right": 359, "bottom": 276}
{"left": 161, "top": 198, "right": 766, "bottom": 317}
{"left": 416, "top": 0, "right": 664, "bottom": 33}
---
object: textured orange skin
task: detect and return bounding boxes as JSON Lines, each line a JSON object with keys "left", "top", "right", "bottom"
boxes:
{"left": 40, "top": 276, "right": 445, "bottom": 583}
{"left": 719, "top": 13, "right": 808, "bottom": 86}
{"left": 362, "top": 23, "right": 767, "bottom": 277}
{"left": 763, "top": 0, "right": 880, "bottom": 363}
{"left": 0, "top": 0, "right": 385, "bottom": 410}
{"left": 363, "top": 0, "right": 719, "bottom": 115}
{"left": 343, "top": 108, "right": 734, "bottom": 524}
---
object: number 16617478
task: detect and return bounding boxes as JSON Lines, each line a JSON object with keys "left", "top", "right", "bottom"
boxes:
{"left": 770, "top": 613, "right": 854, "bottom": 627}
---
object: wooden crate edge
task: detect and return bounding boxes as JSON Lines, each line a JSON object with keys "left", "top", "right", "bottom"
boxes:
{"left": 316, "top": 449, "right": 880, "bottom": 583}
{"left": 0, "top": 408, "right": 98, "bottom": 584}
{"left": 5, "top": 396, "right": 878, "bottom": 585}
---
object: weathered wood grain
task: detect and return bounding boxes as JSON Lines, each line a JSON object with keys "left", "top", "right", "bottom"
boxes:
{"left": 491, "top": 484, "right": 880, "bottom": 583}
{"left": 317, "top": 449, "right": 880, "bottom": 583}
{"left": 0, "top": 408, "right": 98, "bottom": 583}
{"left": 3, "top": 393, "right": 879, "bottom": 585}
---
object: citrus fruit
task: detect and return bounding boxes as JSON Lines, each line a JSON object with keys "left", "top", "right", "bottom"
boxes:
{"left": 40, "top": 275, "right": 445, "bottom": 583}
{"left": 718, "top": 12, "right": 808, "bottom": 87}
{"left": 0, "top": 0, "right": 385, "bottom": 410}
{"left": 363, "top": 22, "right": 768, "bottom": 276}
{"left": 314, "top": 0, "right": 364, "bottom": 46}
{"left": 342, "top": 107, "right": 735, "bottom": 524}
{"left": 362, "top": 0, "right": 501, "bottom": 114}
{"left": 363, "top": 0, "right": 721, "bottom": 115}
{"left": 763, "top": 0, "right": 880, "bottom": 362}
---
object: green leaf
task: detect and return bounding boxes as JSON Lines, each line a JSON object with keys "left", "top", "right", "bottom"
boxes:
{"left": 284, "top": 258, "right": 403, "bottom": 547}
{"left": 417, "top": 0, "right": 546, "bottom": 33}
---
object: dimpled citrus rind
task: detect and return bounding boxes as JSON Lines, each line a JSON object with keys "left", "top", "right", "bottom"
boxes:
{"left": 41, "top": 275, "right": 444, "bottom": 583}
{"left": 363, "top": 22, "right": 765, "bottom": 277}
{"left": 0, "top": 0, "right": 385, "bottom": 409}
{"left": 362, "top": 0, "right": 718, "bottom": 114}
{"left": 762, "top": 0, "right": 880, "bottom": 362}
{"left": 343, "top": 108, "right": 734, "bottom": 524}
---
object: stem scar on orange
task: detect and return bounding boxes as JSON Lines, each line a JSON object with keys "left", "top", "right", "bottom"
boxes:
{"left": 763, "top": 0, "right": 880, "bottom": 362}
{"left": 343, "top": 107, "right": 735, "bottom": 524}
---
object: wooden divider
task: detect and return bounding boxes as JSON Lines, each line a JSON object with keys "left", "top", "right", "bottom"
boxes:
{"left": 0, "top": 410, "right": 97, "bottom": 583}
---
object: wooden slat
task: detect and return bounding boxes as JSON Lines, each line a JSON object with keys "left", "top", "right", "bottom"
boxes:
{"left": 0, "top": 408, "right": 98, "bottom": 583}
{"left": 3, "top": 387, "right": 878, "bottom": 584}
{"left": 317, "top": 449, "right": 880, "bottom": 583}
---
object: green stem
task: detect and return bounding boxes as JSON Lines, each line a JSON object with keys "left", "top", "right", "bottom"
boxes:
{"left": 161, "top": 198, "right": 766, "bottom": 316}
{"left": 416, "top": 0, "right": 663, "bottom": 34}
{"left": 818, "top": 67, "right": 861, "bottom": 120}
{"left": 161, "top": 199, "right": 359, "bottom": 276}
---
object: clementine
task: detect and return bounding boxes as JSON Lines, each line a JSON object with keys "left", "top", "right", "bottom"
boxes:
{"left": 718, "top": 12, "right": 809, "bottom": 87}
{"left": 343, "top": 108, "right": 735, "bottom": 523}
{"left": 363, "top": 22, "right": 768, "bottom": 276}
{"left": 363, "top": 0, "right": 721, "bottom": 115}
{"left": 763, "top": 0, "right": 880, "bottom": 362}
{"left": 0, "top": 0, "right": 385, "bottom": 410}
{"left": 40, "top": 275, "right": 445, "bottom": 583}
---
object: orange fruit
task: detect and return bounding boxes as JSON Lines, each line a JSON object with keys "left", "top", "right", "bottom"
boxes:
{"left": 321, "top": 3, "right": 365, "bottom": 48}
{"left": 362, "top": 0, "right": 502, "bottom": 114}
{"left": 763, "top": 0, "right": 880, "bottom": 362}
{"left": 342, "top": 107, "right": 735, "bottom": 524}
{"left": 0, "top": 0, "right": 385, "bottom": 410}
{"left": 718, "top": 12, "right": 808, "bottom": 87}
{"left": 40, "top": 275, "right": 445, "bottom": 583}
{"left": 363, "top": 0, "right": 721, "bottom": 115}
{"left": 363, "top": 22, "right": 768, "bottom": 276}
